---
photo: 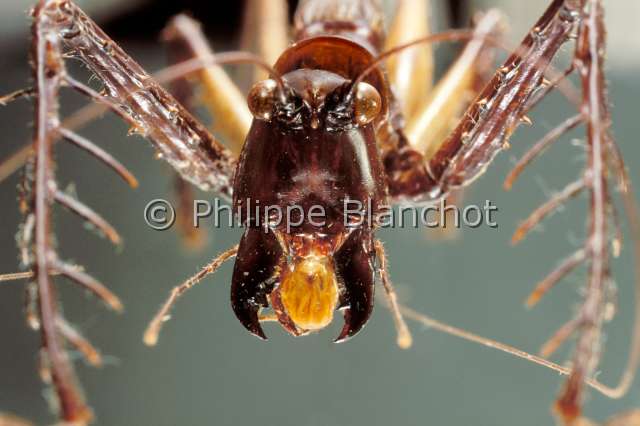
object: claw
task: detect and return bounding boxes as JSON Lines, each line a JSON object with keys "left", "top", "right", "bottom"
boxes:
{"left": 231, "top": 228, "right": 282, "bottom": 340}
{"left": 334, "top": 229, "right": 376, "bottom": 343}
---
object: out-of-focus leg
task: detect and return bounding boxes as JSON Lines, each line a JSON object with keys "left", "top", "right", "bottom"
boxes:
{"left": 164, "top": 14, "right": 252, "bottom": 154}
{"left": 385, "top": 0, "right": 434, "bottom": 119}
{"left": 0, "top": 413, "right": 33, "bottom": 426}
{"left": 400, "top": 10, "right": 501, "bottom": 240}
{"left": 406, "top": 10, "right": 502, "bottom": 161}
{"left": 173, "top": 175, "right": 208, "bottom": 250}
{"left": 240, "top": 0, "right": 290, "bottom": 83}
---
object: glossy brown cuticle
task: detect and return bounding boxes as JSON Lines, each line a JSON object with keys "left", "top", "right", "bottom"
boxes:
{"left": 354, "top": 82, "right": 381, "bottom": 125}
{"left": 247, "top": 79, "right": 279, "bottom": 120}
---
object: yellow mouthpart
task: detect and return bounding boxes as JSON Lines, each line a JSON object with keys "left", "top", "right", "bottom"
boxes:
{"left": 279, "top": 257, "right": 339, "bottom": 332}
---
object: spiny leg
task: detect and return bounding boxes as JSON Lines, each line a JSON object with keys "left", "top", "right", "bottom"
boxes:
{"left": 383, "top": 0, "right": 581, "bottom": 203}
{"left": 134, "top": 12, "right": 289, "bottom": 251}
{"left": 396, "top": 0, "right": 640, "bottom": 421}
{"left": 492, "top": 1, "right": 640, "bottom": 421}
{"left": 161, "top": 14, "right": 260, "bottom": 248}
{"left": 144, "top": 245, "right": 238, "bottom": 347}
{"left": 240, "top": 0, "right": 289, "bottom": 85}
{"left": 27, "top": 5, "right": 103, "bottom": 421}
{"left": 385, "top": 1, "right": 465, "bottom": 239}
{"left": 405, "top": 10, "right": 502, "bottom": 161}
{"left": 0, "top": 41, "right": 260, "bottom": 185}
{"left": 0, "top": 9, "right": 285, "bottom": 187}
{"left": 35, "top": 0, "right": 238, "bottom": 197}
{"left": 378, "top": 0, "right": 640, "bottom": 420}
{"left": 3, "top": 12, "right": 257, "bottom": 250}
{"left": 551, "top": 1, "right": 640, "bottom": 421}
{"left": 2, "top": 11, "right": 271, "bottom": 416}
{"left": 377, "top": 11, "right": 503, "bottom": 204}
{"left": 374, "top": 240, "right": 412, "bottom": 349}
{"left": 2, "top": 3, "right": 239, "bottom": 196}
{"left": 388, "top": 10, "right": 502, "bottom": 238}
{"left": 29, "top": 7, "right": 136, "bottom": 420}
{"left": 13, "top": 0, "right": 250, "bottom": 420}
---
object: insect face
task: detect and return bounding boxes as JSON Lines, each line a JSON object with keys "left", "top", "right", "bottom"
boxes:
{"left": 247, "top": 69, "right": 382, "bottom": 132}
{"left": 231, "top": 39, "right": 390, "bottom": 342}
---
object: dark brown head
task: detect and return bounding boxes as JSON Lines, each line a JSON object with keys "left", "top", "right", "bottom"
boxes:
{"left": 247, "top": 68, "right": 382, "bottom": 133}
{"left": 231, "top": 36, "right": 389, "bottom": 342}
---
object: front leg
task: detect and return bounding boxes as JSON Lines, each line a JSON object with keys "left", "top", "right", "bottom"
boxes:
{"left": 381, "top": 9, "right": 501, "bottom": 200}
{"left": 163, "top": 14, "right": 252, "bottom": 155}
{"left": 387, "top": 0, "right": 640, "bottom": 422}
{"left": 20, "top": 0, "right": 242, "bottom": 421}
{"left": 388, "top": 0, "right": 581, "bottom": 204}
{"left": 38, "top": 0, "right": 237, "bottom": 197}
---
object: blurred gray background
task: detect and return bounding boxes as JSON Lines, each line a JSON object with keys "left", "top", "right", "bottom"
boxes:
{"left": 0, "top": 1, "right": 639, "bottom": 425}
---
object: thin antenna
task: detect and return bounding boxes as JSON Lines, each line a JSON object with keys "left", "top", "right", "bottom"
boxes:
{"left": 154, "top": 51, "right": 287, "bottom": 98}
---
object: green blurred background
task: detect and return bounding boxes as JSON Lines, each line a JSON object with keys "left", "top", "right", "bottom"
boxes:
{"left": 0, "top": 1, "right": 638, "bottom": 425}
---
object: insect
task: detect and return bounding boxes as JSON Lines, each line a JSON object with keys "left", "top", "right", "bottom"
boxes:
{"left": 0, "top": 0, "right": 638, "bottom": 425}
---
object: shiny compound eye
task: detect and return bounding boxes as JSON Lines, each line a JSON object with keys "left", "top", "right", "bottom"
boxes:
{"left": 247, "top": 79, "right": 279, "bottom": 120}
{"left": 353, "top": 82, "right": 382, "bottom": 126}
